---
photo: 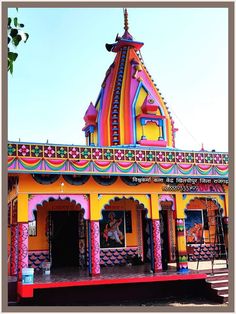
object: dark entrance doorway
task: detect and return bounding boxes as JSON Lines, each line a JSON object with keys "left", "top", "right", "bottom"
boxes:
{"left": 159, "top": 210, "right": 169, "bottom": 271}
{"left": 50, "top": 211, "right": 79, "bottom": 268}
{"left": 141, "top": 210, "right": 151, "bottom": 263}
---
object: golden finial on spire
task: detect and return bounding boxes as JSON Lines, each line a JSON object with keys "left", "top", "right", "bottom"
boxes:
{"left": 124, "top": 8, "right": 129, "bottom": 31}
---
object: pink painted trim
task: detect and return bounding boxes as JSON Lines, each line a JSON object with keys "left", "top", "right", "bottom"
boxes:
{"left": 137, "top": 139, "right": 167, "bottom": 147}
{"left": 158, "top": 194, "right": 175, "bottom": 211}
{"left": 28, "top": 194, "right": 89, "bottom": 221}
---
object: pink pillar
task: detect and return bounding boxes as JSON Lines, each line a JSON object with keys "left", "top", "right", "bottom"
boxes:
{"left": 10, "top": 225, "right": 18, "bottom": 276}
{"left": 18, "top": 223, "right": 29, "bottom": 279}
{"left": 152, "top": 219, "right": 162, "bottom": 272}
{"left": 90, "top": 221, "right": 100, "bottom": 275}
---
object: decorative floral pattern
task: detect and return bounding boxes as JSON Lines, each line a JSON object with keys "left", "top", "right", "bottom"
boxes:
{"left": 18, "top": 223, "right": 29, "bottom": 279}
{"left": 152, "top": 220, "right": 162, "bottom": 272}
{"left": 44, "top": 146, "right": 55, "bottom": 158}
{"left": 18, "top": 144, "right": 30, "bottom": 157}
{"left": 31, "top": 145, "right": 43, "bottom": 157}
{"left": 125, "top": 150, "right": 135, "bottom": 161}
{"left": 69, "top": 147, "right": 80, "bottom": 158}
{"left": 7, "top": 143, "right": 228, "bottom": 165}
{"left": 166, "top": 152, "right": 175, "bottom": 162}
{"left": 222, "top": 154, "right": 229, "bottom": 164}
{"left": 92, "top": 148, "right": 103, "bottom": 160}
{"left": 213, "top": 154, "right": 222, "bottom": 164}
{"left": 204, "top": 153, "right": 213, "bottom": 163}
{"left": 56, "top": 147, "right": 68, "bottom": 158}
{"left": 136, "top": 150, "right": 145, "bottom": 161}
{"left": 10, "top": 225, "right": 18, "bottom": 276}
{"left": 90, "top": 221, "right": 100, "bottom": 275}
{"left": 156, "top": 151, "right": 166, "bottom": 162}
{"left": 8, "top": 144, "right": 16, "bottom": 156}
{"left": 115, "top": 149, "right": 124, "bottom": 160}
{"left": 81, "top": 148, "right": 91, "bottom": 159}
{"left": 104, "top": 149, "right": 113, "bottom": 160}
{"left": 185, "top": 153, "right": 194, "bottom": 163}
{"left": 176, "top": 152, "right": 185, "bottom": 163}
{"left": 146, "top": 151, "right": 155, "bottom": 161}
{"left": 195, "top": 153, "right": 204, "bottom": 163}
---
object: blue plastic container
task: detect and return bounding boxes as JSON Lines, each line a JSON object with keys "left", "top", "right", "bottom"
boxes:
{"left": 22, "top": 268, "right": 34, "bottom": 284}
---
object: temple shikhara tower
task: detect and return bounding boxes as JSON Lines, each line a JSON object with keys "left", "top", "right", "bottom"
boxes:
{"left": 8, "top": 9, "right": 229, "bottom": 304}
{"left": 83, "top": 9, "right": 177, "bottom": 148}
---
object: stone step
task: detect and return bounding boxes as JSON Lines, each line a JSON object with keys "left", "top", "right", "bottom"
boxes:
{"left": 208, "top": 272, "right": 228, "bottom": 276}
{"left": 206, "top": 275, "right": 228, "bottom": 282}
{"left": 206, "top": 279, "right": 228, "bottom": 284}
{"left": 213, "top": 286, "right": 228, "bottom": 291}
{"left": 210, "top": 281, "right": 228, "bottom": 289}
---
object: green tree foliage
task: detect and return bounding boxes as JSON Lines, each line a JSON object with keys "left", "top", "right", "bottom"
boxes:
{"left": 8, "top": 13, "right": 29, "bottom": 74}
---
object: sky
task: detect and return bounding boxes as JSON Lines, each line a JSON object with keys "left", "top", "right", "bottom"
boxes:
{"left": 8, "top": 7, "right": 228, "bottom": 152}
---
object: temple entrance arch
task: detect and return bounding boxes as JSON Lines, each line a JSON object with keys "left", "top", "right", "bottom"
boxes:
{"left": 158, "top": 194, "right": 176, "bottom": 270}
{"left": 28, "top": 195, "right": 89, "bottom": 270}
{"left": 99, "top": 196, "right": 153, "bottom": 269}
{"left": 184, "top": 196, "right": 226, "bottom": 261}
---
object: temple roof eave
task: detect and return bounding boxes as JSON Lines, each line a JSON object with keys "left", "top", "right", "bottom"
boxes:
{"left": 8, "top": 142, "right": 229, "bottom": 178}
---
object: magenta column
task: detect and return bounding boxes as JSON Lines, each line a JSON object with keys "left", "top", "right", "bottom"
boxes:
{"left": 152, "top": 219, "right": 162, "bottom": 272}
{"left": 90, "top": 221, "right": 100, "bottom": 275}
{"left": 17, "top": 223, "right": 29, "bottom": 279}
{"left": 10, "top": 225, "right": 18, "bottom": 276}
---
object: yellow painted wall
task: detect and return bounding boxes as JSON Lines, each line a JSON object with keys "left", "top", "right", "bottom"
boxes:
{"left": 135, "top": 87, "right": 148, "bottom": 116}
{"left": 136, "top": 120, "right": 142, "bottom": 142}
{"left": 144, "top": 122, "right": 160, "bottom": 140}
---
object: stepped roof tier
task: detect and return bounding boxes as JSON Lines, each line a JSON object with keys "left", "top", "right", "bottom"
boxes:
{"left": 83, "top": 9, "right": 177, "bottom": 148}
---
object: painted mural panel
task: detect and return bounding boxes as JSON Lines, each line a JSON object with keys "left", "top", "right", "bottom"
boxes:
{"left": 185, "top": 210, "right": 203, "bottom": 244}
{"left": 100, "top": 211, "right": 125, "bottom": 248}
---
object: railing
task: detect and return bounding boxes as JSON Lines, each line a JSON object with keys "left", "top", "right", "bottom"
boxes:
{"left": 7, "top": 142, "right": 229, "bottom": 177}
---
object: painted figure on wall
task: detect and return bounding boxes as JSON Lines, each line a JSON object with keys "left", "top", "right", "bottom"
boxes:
{"left": 100, "top": 211, "right": 125, "bottom": 248}
{"left": 185, "top": 210, "right": 203, "bottom": 244}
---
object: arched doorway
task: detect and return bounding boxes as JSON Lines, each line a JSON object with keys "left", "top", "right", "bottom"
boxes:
{"left": 185, "top": 197, "right": 224, "bottom": 262}
{"left": 99, "top": 197, "right": 152, "bottom": 269}
{"left": 159, "top": 200, "right": 176, "bottom": 270}
{"left": 28, "top": 195, "right": 89, "bottom": 270}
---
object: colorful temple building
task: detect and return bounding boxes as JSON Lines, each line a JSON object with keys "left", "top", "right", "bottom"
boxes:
{"left": 8, "top": 9, "right": 228, "bottom": 300}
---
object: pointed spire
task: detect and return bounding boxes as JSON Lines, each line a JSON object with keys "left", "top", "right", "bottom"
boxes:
{"left": 122, "top": 8, "right": 133, "bottom": 41}
{"left": 124, "top": 8, "right": 129, "bottom": 32}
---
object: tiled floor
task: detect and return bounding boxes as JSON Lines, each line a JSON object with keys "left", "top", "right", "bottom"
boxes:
{"left": 33, "top": 264, "right": 203, "bottom": 284}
